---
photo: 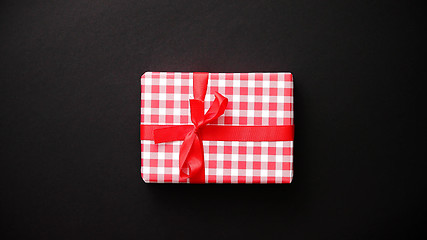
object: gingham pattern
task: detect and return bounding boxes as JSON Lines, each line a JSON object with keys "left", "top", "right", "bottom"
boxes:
{"left": 141, "top": 72, "right": 293, "bottom": 183}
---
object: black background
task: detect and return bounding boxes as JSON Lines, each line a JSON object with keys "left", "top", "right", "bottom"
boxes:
{"left": 1, "top": 1, "right": 425, "bottom": 239}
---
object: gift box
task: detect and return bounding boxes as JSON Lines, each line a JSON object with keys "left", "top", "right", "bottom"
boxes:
{"left": 140, "top": 72, "right": 294, "bottom": 183}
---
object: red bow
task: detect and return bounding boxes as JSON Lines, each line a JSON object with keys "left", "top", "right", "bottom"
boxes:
{"left": 153, "top": 73, "right": 227, "bottom": 183}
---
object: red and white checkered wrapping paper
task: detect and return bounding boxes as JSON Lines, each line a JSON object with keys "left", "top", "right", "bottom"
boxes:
{"left": 141, "top": 72, "right": 293, "bottom": 183}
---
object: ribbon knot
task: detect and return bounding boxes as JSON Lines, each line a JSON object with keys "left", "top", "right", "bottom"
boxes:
{"left": 153, "top": 73, "right": 228, "bottom": 183}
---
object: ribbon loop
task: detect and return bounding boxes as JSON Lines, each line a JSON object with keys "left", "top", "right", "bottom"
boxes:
{"left": 204, "top": 92, "right": 228, "bottom": 123}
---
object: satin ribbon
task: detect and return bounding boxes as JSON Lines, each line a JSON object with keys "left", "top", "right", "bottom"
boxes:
{"left": 141, "top": 72, "right": 294, "bottom": 183}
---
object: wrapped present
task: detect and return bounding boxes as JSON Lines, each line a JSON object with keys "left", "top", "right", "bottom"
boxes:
{"left": 140, "top": 72, "right": 294, "bottom": 183}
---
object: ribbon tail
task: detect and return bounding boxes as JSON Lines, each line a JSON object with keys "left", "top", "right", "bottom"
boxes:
{"left": 178, "top": 131, "right": 195, "bottom": 180}
{"left": 178, "top": 131, "right": 205, "bottom": 183}
{"left": 186, "top": 134, "right": 205, "bottom": 183}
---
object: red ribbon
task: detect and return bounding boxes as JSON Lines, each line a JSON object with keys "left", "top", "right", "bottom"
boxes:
{"left": 140, "top": 72, "right": 294, "bottom": 183}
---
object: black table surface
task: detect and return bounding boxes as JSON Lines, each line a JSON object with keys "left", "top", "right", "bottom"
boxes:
{"left": 1, "top": 1, "right": 425, "bottom": 239}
